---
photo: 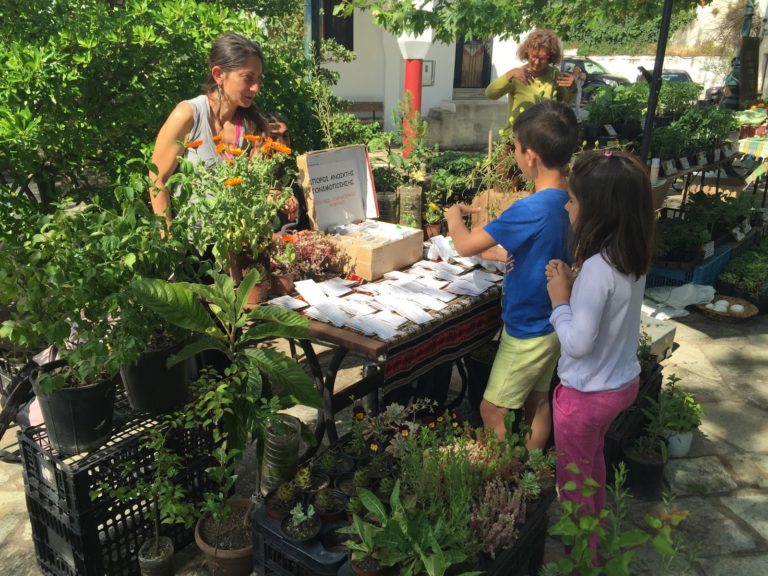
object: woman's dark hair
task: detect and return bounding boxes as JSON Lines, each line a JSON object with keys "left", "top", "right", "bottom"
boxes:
{"left": 204, "top": 32, "right": 267, "bottom": 135}
{"left": 568, "top": 150, "right": 655, "bottom": 279}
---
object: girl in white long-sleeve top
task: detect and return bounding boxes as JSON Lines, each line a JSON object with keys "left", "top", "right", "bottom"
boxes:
{"left": 545, "top": 149, "right": 655, "bottom": 534}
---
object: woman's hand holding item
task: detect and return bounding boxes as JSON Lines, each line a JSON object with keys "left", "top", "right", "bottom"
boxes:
{"left": 546, "top": 259, "right": 572, "bottom": 307}
{"left": 506, "top": 66, "right": 533, "bottom": 85}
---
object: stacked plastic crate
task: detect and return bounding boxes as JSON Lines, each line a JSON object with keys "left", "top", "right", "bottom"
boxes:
{"left": 20, "top": 415, "right": 215, "bottom": 576}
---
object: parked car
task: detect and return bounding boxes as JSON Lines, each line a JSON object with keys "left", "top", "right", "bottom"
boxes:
{"left": 636, "top": 67, "right": 699, "bottom": 85}
{"left": 560, "top": 56, "right": 631, "bottom": 100}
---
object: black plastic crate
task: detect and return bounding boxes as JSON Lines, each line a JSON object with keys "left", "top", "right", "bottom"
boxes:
{"left": 27, "top": 469, "right": 201, "bottom": 576}
{"left": 253, "top": 503, "right": 347, "bottom": 576}
{"left": 20, "top": 415, "right": 214, "bottom": 517}
{"left": 21, "top": 415, "right": 216, "bottom": 576}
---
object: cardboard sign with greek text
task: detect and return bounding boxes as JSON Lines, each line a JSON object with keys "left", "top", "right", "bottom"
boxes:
{"left": 297, "top": 145, "right": 378, "bottom": 230}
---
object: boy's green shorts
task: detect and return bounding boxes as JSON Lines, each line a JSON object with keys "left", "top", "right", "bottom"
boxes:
{"left": 483, "top": 329, "right": 559, "bottom": 409}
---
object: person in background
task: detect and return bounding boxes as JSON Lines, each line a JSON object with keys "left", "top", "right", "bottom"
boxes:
{"left": 445, "top": 101, "right": 578, "bottom": 449}
{"left": 545, "top": 150, "right": 654, "bottom": 541}
{"left": 485, "top": 28, "right": 580, "bottom": 133}
{"left": 149, "top": 32, "right": 297, "bottom": 227}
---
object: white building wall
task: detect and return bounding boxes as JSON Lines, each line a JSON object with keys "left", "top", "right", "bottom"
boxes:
{"left": 325, "top": 11, "right": 456, "bottom": 131}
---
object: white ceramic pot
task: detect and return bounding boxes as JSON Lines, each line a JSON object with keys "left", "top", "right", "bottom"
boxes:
{"left": 666, "top": 429, "right": 693, "bottom": 458}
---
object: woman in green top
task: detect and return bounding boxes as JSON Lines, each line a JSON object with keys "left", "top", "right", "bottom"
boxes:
{"left": 486, "top": 29, "right": 581, "bottom": 132}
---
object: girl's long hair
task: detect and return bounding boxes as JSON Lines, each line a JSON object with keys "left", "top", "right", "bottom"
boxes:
{"left": 568, "top": 150, "right": 655, "bottom": 279}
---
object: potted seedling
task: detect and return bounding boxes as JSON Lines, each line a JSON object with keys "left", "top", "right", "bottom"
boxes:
{"left": 294, "top": 465, "right": 330, "bottom": 498}
{"left": 265, "top": 481, "right": 301, "bottom": 519}
{"left": 315, "top": 450, "right": 354, "bottom": 479}
{"left": 312, "top": 487, "right": 348, "bottom": 523}
{"left": 281, "top": 503, "right": 321, "bottom": 544}
{"left": 651, "top": 373, "right": 702, "bottom": 458}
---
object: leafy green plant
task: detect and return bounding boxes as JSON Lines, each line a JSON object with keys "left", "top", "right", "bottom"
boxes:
{"left": 646, "top": 374, "right": 702, "bottom": 433}
{"left": 718, "top": 237, "right": 768, "bottom": 298}
{"left": 654, "top": 217, "right": 711, "bottom": 261}
{"left": 650, "top": 124, "right": 688, "bottom": 160}
{"left": 130, "top": 269, "right": 322, "bottom": 530}
{"left": 586, "top": 84, "right": 647, "bottom": 126}
{"left": 542, "top": 462, "right": 692, "bottom": 576}
{"left": 657, "top": 80, "right": 703, "bottom": 117}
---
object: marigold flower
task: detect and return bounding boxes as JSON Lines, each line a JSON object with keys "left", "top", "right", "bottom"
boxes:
{"left": 271, "top": 141, "right": 292, "bottom": 155}
{"left": 212, "top": 135, "right": 223, "bottom": 143}
{"left": 184, "top": 139, "right": 203, "bottom": 149}
{"left": 226, "top": 159, "right": 235, "bottom": 165}
{"left": 228, "top": 147, "right": 243, "bottom": 157}
{"left": 223, "top": 177, "right": 243, "bottom": 186}
{"left": 242, "top": 134, "right": 261, "bottom": 143}
{"left": 215, "top": 142, "right": 227, "bottom": 155}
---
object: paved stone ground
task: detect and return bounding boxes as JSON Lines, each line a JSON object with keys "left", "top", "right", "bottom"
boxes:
{"left": 2, "top": 313, "right": 767, "bottom": 575}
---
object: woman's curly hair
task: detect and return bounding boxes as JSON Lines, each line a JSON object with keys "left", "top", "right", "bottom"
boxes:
{"left": 516, "top": 29, "right": 563, "bottom": 65}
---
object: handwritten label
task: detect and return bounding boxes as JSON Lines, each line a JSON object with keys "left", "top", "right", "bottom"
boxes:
{"left": 679, "top": 157, "right": 690, "bottom": 170}
{"left": 604, "top": 124, "right": 618, "bottom": 136}
{"left": 662, "top": 160, "right": 677, "bottom": 176}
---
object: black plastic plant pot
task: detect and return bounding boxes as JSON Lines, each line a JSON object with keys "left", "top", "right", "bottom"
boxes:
{"left": 280, "top": 515, "right": 322, "bottom": 545}
{"left": 120, "top": 342, "right": 190, "bottom": 414}
{"left": 622, "top": 445, "right": 666, "bottom": 500}
{"left": 138, "top": 536, "right": 175, "bottom": 576}
{"left": 32, "top": 374, "right": 116, "bottom": 456}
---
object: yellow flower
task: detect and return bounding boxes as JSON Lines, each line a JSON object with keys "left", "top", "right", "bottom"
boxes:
{"left": 223, "top": 177, "right": 243, "bottom": 186}
{"left": 429, "top": 202, "right": 439, "bottom": 211}
{"left": 228, "top": 147, "right": 244, "bottom": 157}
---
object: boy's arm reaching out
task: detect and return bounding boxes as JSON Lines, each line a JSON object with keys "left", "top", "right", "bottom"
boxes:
{"left": 445, "top": 204, "right": 499, "bottom": 257}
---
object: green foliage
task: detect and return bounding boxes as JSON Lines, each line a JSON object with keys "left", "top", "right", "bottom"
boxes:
{"left": 651, "top": 125, "right": 688, "bottom": 160}
{"left": 654, "top": 216, "right": 711, "bottom": 260}
{"left": 552, "top": 6, "right": 698, "bottom": 55}
{"left": 586, "top": 84, "right": 647, "bottom": 126}
{"left": 131, "top": 270, "right": 321, "bottom": 456}
{"left": 718, "top": 237, "right": 768, "bottom": 298}
{"left": 0, "top": 1, "right": 327, "bottom": 209}
{"left": 686, "top": 191, "right": 753, "bottom": 236}
{"left": 0, "top": 173, "right": 197, "bottom": 388}
{"left": 657, "top": 81, "right": 703, "bottom": 117}
{"left": 335, "top": 0, "right": 704, "bottom": 43}
{"left": 92, "top": 421, "right": 197, "bottom": 553}
{"left": 647, "top": 374, "right": 702, "bottom": 433}
{"left": 543, "top": 463, "right": 691, "bottom": 575}
{"left": 674, "top": 106, "right": 735, "bottom": 149}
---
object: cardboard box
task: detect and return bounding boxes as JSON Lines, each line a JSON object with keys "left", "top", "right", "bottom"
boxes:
{"left": 641, "top": 313, "right": 676, "bottom": 360}
{"left": 297, "top": 145, "right": 423, "bottom": 280}
{"left": 331, "top": 221, "right": 423, "bottom": 281}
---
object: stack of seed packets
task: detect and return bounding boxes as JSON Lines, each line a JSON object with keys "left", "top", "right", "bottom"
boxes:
{"left": 267, "top": 259, "right": 502, "bottom": 341}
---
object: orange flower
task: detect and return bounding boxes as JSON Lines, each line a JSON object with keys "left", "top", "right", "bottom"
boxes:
{"left": 242, "top": 134, "right": 261, "bottom": 143}
{"left": 260, "top": 137, "right": 275, "bottom": 154}
{"left": 215, "top": 142, "right": 227, "bottom": 155}
{"left": 226, "top": 159, "right": 235, "bottom": 165}
{"left": 223, "top": 177, "right": 243, "bottom": 186}
{"left": 271, "top": 141, "right": 292, "bottom": 155}
{"left": 184, "top": 139, "right": 203, "bottom": 149}
{"left": 212, "top": 135, "right": 223, "bottom": 143}
{"left": 228, "top": 147, "right": 243, "bottom": 157}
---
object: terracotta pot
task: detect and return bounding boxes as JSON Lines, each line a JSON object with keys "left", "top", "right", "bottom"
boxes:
{"left": 245, "top": 280, "right": 270, "bottom": 308}
{"left": 194, "top": 500, "right": 253, "bottom": 576}
{"left": 423, "top": 223, "right": 442, "bottom": 241}
{"left": 270, "top": 273, "right": 295, "bottom": 296}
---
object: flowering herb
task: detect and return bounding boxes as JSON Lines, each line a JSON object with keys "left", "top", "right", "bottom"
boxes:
{"left": 175, "top": 132, "right": 294, "bottom": 270}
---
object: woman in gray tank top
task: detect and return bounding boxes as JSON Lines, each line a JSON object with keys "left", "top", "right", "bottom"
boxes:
{"left": 149, "top": 32, "right": 297, "bottom": 227}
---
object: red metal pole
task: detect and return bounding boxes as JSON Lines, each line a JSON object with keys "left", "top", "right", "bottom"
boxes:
{"left": 403, "top": 58, "right": 423, "bottom": 157}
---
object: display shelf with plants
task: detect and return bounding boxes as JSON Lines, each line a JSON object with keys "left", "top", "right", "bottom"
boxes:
{"left": 716, "top": 236, "right": 768, "bottom": 313}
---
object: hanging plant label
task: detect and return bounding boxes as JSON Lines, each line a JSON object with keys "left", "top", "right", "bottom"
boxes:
{"left": 696, "top": 152, "right": 707, "bottom": 166}
{"left": 714, "top": 148, "right": 721, "bottom": 162}
{"left": 702, "top": 240, "right": 715, "bottom": 259}
{"left": 604, "top": 124, "right": 618, "bottom": 137}
{"left": 679, "top": 157, "right": 690, "bottom": 170}
{"left": 662, "top": 160, "right": 677, "bottom": 176}
{"left": 722, "top": 144, "right": 733, "bottom": 158}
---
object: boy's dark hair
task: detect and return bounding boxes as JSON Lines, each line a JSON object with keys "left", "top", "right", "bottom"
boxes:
{"left": 568, "top": 150, "right": 655, "bottom": 279}
{"left": 513, "top": 101, "right": 578, "bottom": 169}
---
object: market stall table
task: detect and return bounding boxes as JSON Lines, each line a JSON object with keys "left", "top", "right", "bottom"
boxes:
{"left": 296, "top": 280, "right": 502, "bottom": 445}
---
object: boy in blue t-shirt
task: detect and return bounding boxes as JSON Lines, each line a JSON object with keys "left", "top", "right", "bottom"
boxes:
{"left": 445, "top": 100, "right": 578, "bottom": 449}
